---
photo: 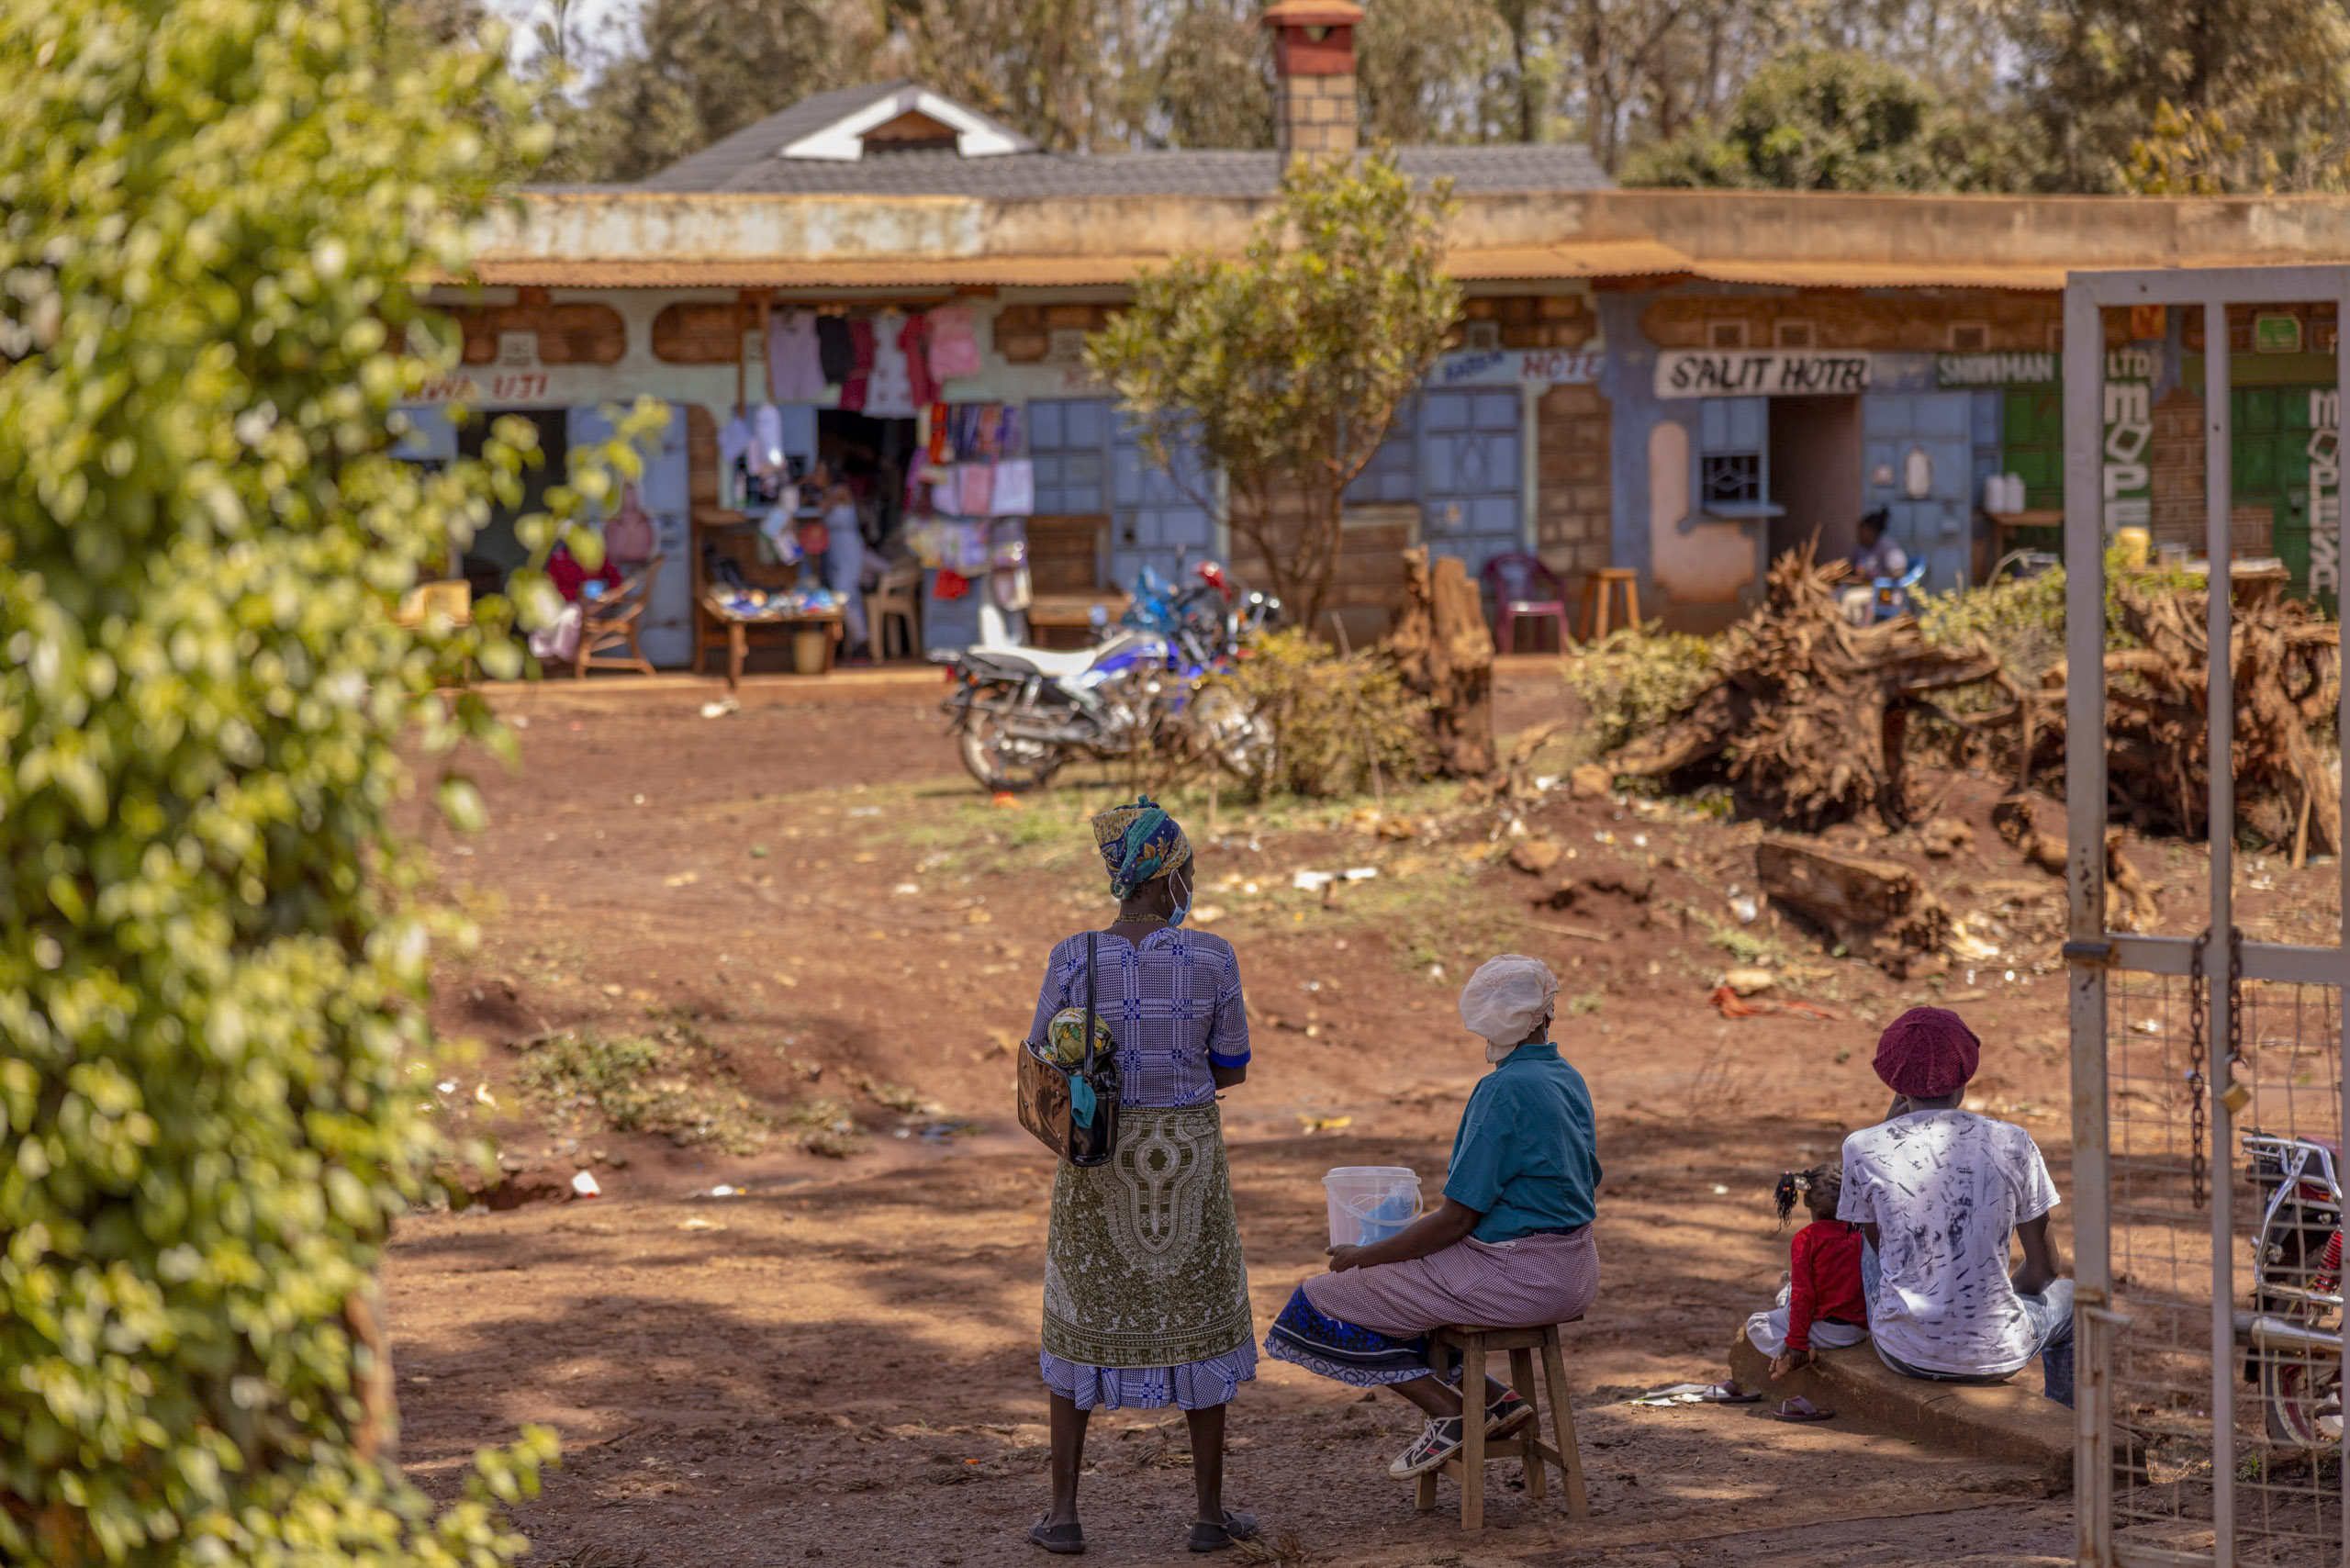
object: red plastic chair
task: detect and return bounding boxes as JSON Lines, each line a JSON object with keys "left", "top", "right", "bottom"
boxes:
{"left": 1480, "top": 552, "right": 1568, "bottom": 654}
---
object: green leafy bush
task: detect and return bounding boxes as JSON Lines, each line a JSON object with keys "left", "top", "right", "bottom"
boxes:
{"left": 0, "top": 3, "right": 641, "bottom": 1562}
{"left": 1227, "top": 628, "right": 1433, "bottom": 798}
{"left": 1561, "top": 623, "right": 1718, "bottom": 759}
{"left": 1915, "top": 550, "right": 2210, "bottom": 686}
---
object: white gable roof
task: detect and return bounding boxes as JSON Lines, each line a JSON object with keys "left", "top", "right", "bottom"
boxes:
{"left": 779, "top": 86, "right": 1035, "bottom": 162}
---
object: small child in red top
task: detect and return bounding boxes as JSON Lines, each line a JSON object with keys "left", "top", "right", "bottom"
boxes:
{"left": 1744, "top": 1164, "right": 1869, "bottom": 1378}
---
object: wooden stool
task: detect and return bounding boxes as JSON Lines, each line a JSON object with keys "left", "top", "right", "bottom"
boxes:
{"left": 1579, "top": 569, "right": 1640, "bottom": 642}
{"left": 1413, "top": 1321, "right": 1588, "bottom": 1530}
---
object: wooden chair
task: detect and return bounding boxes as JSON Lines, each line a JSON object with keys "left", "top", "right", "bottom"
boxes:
{"left": 866, "top": 558, "right": 923, "bottom": 661}
{"left": 1579, "top": 568, "right": 1640, "bottom": 643}
{"left": 1481, "top": 552, "right": 1569, "bottom": 654}
{"left": 1412, "top": 1321, "right": 1588, "bottom": 1530}
{"left": 571, "top": 555, "right": 661, "bottom": 678}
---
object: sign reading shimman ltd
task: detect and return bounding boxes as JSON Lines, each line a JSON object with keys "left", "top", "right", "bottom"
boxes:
{"left": 1654, "top": 351, "right": 1871, "bottom": 398}
{"left": 1935, "top": 352, "right": 2059, "bottom": 387}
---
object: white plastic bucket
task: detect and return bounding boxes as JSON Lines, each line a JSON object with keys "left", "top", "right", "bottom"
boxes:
{"left": 1323, "top": 1166, "right": 1424, "bottom": 1249}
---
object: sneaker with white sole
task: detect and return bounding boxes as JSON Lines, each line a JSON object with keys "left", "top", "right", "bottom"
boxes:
{"left": 1388, "top": 1416, "right": 1466, "bottom": 1479}
{"left": 1485, "top": 1389, "right": 1536, "bottom": 1439}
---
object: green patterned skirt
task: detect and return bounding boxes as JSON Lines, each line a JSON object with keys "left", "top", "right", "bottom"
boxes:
{"left": 1041, "top": 1103, "right": 1254, "bottom": 1377}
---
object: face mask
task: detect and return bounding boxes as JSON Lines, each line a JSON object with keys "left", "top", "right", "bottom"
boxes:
{"left": 1167, "top": 870, "right": 1193, "bottom": 929}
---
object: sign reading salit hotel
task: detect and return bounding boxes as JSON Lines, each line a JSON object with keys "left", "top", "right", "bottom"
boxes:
{"left": 1654, "top": 350, "right": 1872, "bottom": 398}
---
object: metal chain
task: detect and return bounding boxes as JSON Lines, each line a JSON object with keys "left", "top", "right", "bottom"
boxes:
{"left": 2186, "top": 929, "right": 2210, "bottom": 1210}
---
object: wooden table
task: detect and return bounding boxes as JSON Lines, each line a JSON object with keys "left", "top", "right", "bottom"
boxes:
{"left": 1024, "top": 591, "right": 1131, "bottom": 649}
{"left": 698, "top": 596, "right": 844, "bottom": 689}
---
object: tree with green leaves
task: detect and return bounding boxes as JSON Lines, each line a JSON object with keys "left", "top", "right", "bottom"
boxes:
{"left": 0, "top": 2, "right": 646, "bottom": 1561}
{"left": 1088, "top": 154, "right": 1460, "bottom": 633}
{"left": 1623, "top": 45, "right": 2046, "bottom": 190}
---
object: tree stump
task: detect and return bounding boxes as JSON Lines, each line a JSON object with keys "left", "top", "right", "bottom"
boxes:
{"left": 1393, "top": 546, "right": 1494, "bottom": 778}
{"left": 1756, "top": 836, "right": 1953, "bottom": 976}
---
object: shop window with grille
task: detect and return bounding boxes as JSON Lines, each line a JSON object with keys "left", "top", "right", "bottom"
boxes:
{"left": 1698, "top": 397, "right": 1768, "bottom": 511}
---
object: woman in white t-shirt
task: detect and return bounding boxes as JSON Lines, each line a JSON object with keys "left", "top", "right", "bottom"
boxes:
{"left": 1838, "top": 1006, "right": 2075, "bottom": 1406}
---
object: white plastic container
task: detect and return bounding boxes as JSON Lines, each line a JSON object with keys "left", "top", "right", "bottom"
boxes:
{"left": 1323, "top": 1166, "right": 1424, "bottom": 1249}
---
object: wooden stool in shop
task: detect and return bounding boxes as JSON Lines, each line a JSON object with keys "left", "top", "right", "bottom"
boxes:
{"left": 1579, "top": 569, "right": 1639, "bottom": 642}
{"left": 1413, "top": 1321, "right": 1588, "bottom": 1531}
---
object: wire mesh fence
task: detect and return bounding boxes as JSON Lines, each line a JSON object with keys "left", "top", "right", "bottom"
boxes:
{"left": 2107, "top": 970, "right": 2344, "bottom": 1565}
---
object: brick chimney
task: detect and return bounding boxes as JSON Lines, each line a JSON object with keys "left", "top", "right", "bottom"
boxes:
{"left": 1262, "top": 0, "right": 1362, "bottom": 167}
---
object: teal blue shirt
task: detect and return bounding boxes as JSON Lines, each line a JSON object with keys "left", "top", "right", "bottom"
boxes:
{"left": 1442, "top": 1042, "right": 1601, "bottom": 1243}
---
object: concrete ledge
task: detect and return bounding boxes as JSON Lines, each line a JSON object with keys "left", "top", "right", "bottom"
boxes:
{"left": 1727, "top": 1328, "right": 2074, "bottom": 1492}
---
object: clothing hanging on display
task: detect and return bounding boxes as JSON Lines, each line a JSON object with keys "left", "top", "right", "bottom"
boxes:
{"left": 719, "top": 413, "right": 753, "bottom": 509}
{"left": 864, "top": 309, "right": 918, "bottom": 419}
{"left": 815, "top": 315, "right": 855, "bottom": 385}
{"left": 956, "top": 462, "right": 994, "bottom": 518}
{"left": 767, "top": 308, "right": 827, "bottom": 401}
{"left": 750, "top": 405, "right": 786, "bottom": 474}
{"left": 902, "top": 313, "right": 938, "bottom": 409}
{"left": 840, "top": 318, "right": 877, "bottom": 412}
{"left": 991, "top": 458, "right": 1035, "bottom": 517}
{"left": 925, "top": 304, "right": 983, "bottom": 381}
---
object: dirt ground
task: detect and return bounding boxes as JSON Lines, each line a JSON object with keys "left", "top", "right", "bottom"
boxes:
{"left": 386, "top": 663, "right": 2339, "bottom": 1568}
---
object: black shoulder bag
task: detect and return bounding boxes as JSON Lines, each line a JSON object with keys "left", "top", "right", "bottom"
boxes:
{"left": 1015, "top": 932, "right": 1123, "bottom": 1167}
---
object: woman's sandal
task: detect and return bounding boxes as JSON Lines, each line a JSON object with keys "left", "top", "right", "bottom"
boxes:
{"left": 1028, "top": 1519, "right": 1086, "bottom": 1554}
{"left": 1773, "top": 1395, "right": 1836, "bottom": 1422}
{"left": 1187, "top": 1510, "right": 1259, "bottom": 1552}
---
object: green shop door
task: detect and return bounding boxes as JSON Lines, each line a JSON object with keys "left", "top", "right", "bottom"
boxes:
{"left": 2231, "top": 386, "right": 2333, "bottom": 600}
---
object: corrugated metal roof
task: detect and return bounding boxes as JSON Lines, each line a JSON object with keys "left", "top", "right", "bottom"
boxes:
{"left": 1688, "top": 260, "right": 2070, "bottom": 290}
{"left": 622, "top": 142, "right": 1611, "bottom": 198}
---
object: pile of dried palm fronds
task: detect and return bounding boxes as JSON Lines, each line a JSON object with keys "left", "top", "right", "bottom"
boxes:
{"left": 1608, "top": 543, "right": 2010, "bottom": 828}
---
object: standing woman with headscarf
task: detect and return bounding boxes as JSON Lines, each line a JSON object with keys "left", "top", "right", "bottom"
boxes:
{"left": 1263, "top": 955, "right": 1601, "bottom": 1483}
{"left": 1024, "top": 798, "right": 1260, "bottom": 1556}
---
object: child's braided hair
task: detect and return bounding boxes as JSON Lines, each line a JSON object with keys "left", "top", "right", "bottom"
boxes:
{"left": 1773, "top": 1162, "right": 1842, "bottom": 1227}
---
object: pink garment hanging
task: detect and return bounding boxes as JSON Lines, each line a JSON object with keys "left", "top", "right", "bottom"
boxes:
{"left": 840, "top": 317, "right": 876, "bottom": 413}
{"left": 863, "top": 309, "right": 917, "bottom": 419}
{"left": 901, "top": 314, "right": 938, "bottom": 408}
{"left": 957, "top": 462, "right": 994, "bottom": 518}
{"left": 925, "top": 303, "right": 984, "bottom": 380}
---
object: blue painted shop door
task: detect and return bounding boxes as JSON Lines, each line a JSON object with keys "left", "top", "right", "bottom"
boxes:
{"left": 1420, "top": 388, "right": 1523, "bottom": 577}
{"left": 1862, "top": 391, "right": 1974, "bottom": 591}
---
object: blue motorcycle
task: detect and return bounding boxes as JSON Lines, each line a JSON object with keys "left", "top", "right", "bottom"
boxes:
{"left": 940, "top": 564, "right": 1279, "bottom": 792}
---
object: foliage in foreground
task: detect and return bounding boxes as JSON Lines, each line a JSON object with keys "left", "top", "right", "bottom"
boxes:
{"left": 1226, "top": 629, "right": 1434, "bottom": 799}
{"left": 0, "top": 2, "right": 647, "bottom": 1561}
{"left": 1915, "top": 552, "right": 2209, "bottom": 686}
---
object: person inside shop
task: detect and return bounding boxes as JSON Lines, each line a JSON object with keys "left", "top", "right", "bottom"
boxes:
{"left": 812, "top": 464, "right": 868, "bottom": 661}
{"left": 1850, "top": 508, "right": 1908, "bottom": 582}
{"left": 1838, "top": 1006, "right": 2076, "bottom": 1406}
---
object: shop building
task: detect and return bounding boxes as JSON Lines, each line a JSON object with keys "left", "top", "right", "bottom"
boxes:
{"left": 425, "top": 13, "right": 2350, "bottom": 661}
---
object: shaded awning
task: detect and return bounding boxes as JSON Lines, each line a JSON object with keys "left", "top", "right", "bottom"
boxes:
{"left": 1685, "top": 259, "right": 2070, "bottom": 291}
{"left": 1445, "top": 239, "right": 1695, "bottom": 280}
{"left": 464, "top": 255, "right": 1167, "bottom": 288}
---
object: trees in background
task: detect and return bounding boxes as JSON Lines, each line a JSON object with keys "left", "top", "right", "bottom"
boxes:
{"left": 529, "top": 0, "right": 2350, "bottom": 196}
{"left": 1087, "top": 157, "right": 1459, "bottom": 632}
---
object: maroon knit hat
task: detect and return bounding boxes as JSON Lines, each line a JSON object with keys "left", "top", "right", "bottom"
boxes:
{"left": 1873, "top": 1006, "right": 1982, "bottom": 1099}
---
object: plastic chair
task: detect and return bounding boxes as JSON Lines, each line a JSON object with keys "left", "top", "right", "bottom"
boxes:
{"left": 867, "top": 558, "right": 923, "bottom": 661}
{"left": 1480, "top": 553, "right": 1569, "bottom": 654}
{"left": 573, "top": 554, "right": 662, "bottom": 678}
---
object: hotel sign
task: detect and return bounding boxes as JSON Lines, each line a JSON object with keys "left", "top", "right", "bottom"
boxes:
{"left": 1654, "top": 350, "right": 1870, "bottom": 399}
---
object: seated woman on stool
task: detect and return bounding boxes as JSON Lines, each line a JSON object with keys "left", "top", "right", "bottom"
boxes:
{"left": 1263, "top": 955, "right": 1601, "bottom": 1480}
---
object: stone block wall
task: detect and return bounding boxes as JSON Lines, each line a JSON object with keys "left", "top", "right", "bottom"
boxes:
{"left": 1640, "top": 291, "right": 2058, "bottom": 353}
{"left": 1277, "top": 72, "right": 1358, "bottom": 162}
{"left": 1535, "top": 383, "right": 1612, "bottom": 587}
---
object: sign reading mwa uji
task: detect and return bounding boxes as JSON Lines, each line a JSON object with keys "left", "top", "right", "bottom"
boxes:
{"left": 1653, "top": 350, "right": 1870, "bottom": 399}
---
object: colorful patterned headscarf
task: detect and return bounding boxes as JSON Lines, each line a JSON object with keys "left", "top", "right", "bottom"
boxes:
{"left": 1091, "top": 796, "right": 1192, "bottom": 902}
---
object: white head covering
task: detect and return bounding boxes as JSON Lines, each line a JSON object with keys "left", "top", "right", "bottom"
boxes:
{"left": 1459, "top": 954, "right": 1560, "bottom": 1064}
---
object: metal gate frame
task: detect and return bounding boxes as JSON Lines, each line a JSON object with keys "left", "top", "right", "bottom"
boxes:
{"left": 2064, "top": 267, "right": 2350, "bottom": 1566}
